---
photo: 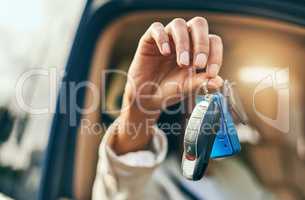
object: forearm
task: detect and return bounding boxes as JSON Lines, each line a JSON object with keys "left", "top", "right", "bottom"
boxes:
{"left": 112, "top": 106, "right": 161, "bottom": 154}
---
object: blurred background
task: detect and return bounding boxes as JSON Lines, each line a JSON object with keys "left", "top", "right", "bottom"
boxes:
{"left": 0, "top": 0, "right": 305, "bottom": 200}
{"left": 0, "top": 0, "right": 84, "bottom": 199}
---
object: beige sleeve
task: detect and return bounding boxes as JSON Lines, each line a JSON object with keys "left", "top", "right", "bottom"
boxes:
{"left": 92, "top": 119, "right": 168, "bottom": 200}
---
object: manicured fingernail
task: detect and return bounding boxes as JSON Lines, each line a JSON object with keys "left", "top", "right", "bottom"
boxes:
{"left": 179, "top": 51, "right": 190, "bottom": 66}
{"left": 208, "top": 64, "right": 220, "bottom": 77}
{"left": 162, "top": 43, "right": 171, "bottom": 54}
{"left": 194, "top": 53, "right": 207, "bottom": 68}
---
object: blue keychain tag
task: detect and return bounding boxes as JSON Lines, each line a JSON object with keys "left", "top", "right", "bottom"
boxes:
{"left": 195, "top": 92, "right": 241, "bottom": 159}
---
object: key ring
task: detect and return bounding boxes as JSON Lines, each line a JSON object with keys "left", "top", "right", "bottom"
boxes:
{"left": 200, "top": 79, "right": 209, "bottom": 95}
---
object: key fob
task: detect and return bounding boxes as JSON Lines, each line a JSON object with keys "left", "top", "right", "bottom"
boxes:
{"left": 182, "top": 94, "right": 221, "bottom": 180}
{"left": 210, "top": 93, "right": 241, "bottom": 158}
{"left": 195, "top": 93, "right": 241, "bottom": 159}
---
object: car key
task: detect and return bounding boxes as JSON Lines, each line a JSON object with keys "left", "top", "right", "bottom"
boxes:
{"left": 182, "top": 93, "right": 221, "bottom": 180}
{"left": 210, "top": 92, "right": 241, "bottom": 158}
{"left": 195, "top": 82, "right": 243, "bottom": 159}
{"left": 223, "top": 80, "right": 248, "bottom": 125}
{"left": 210, "top": 81, "right": 246, "bottom": 158}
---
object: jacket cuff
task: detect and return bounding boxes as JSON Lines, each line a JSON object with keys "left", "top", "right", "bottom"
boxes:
{"left": 96, "top": 118, "right": 167, "bottom": 193}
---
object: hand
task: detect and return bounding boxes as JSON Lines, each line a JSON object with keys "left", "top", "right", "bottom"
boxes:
{"left": 113, "top": 17, "right": 224, "bottom": 154}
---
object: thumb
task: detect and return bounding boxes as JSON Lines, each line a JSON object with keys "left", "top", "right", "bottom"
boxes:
{"left": 183, "top": 73, "right": 223, "bottom": 96}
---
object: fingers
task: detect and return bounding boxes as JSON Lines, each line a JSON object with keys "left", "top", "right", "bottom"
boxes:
{"left": 165, "top": 18, "right": 190, "bottom": 67}
{"left": 139, "top": 17, "right": 223, "bottom": 77}
{"left": 192, "top": 74, "right": 223, "bottom": 92}
{"left": 183, "top": 73, "right": 223, "bottom": 97}
{"left": 182, "top": 70, "right": 223, "bottom": 94}
{"left": 206, "top": 34, "right": 223, "bottom": 78}
{"left": 150, "top": 22, "right": 171, "bottom": 55}
{"left": 141, "top": 22, "right": 171, "bottom": 56}
{"left": 187, "top": 17, "right": 209, "bottom": 68}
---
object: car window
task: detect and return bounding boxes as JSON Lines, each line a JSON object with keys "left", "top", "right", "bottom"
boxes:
{"left": 98, "top": 12, "right": 305, "bottom": 199}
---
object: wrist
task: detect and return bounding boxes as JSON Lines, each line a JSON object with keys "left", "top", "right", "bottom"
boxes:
{"left": 112, "top": 106, "right": 160, "bottom": 154}
{"left": 121, "top": 105, "right": 160, "bottom": 127}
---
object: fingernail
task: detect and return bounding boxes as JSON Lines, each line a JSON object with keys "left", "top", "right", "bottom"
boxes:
{"left": 194, "top": 53, "right": 207, "bottom": 68}
{"left": 208, "top": 64, "right": 220, "bottom": 77}
{"left": 179, "top": 51, "right": 190, "bottom": 66}
{"left": 162, "top": 43, "right": 171, "bottom": 54}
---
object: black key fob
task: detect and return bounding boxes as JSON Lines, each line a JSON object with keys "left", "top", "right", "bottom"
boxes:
{"left": 182, "top": 94, "right": 221, "bottom": 180}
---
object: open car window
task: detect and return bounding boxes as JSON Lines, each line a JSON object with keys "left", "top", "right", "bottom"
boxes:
{"left": 75, "top": 11, "right": 305, "bottom": 199}
{"left": 99, "top": 11, "right": 305, "bottom": 141}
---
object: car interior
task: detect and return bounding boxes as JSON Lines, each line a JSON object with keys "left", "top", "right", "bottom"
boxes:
{"left": 72, "top": 11, "right": 305, "bottom": 200}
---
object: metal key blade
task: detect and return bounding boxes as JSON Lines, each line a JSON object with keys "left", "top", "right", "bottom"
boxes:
{"left": 223, "top": 80, "right": 248, "bottom": 124}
